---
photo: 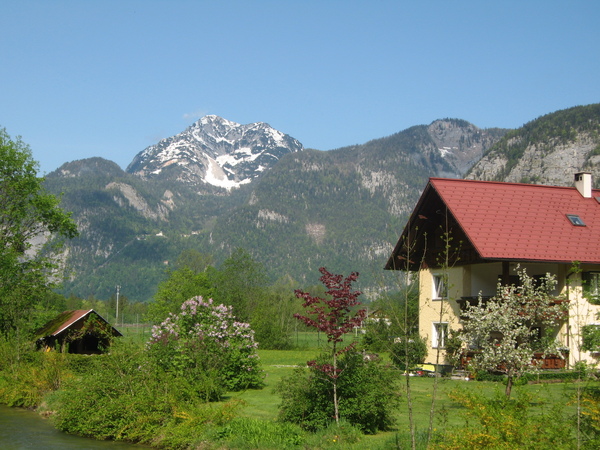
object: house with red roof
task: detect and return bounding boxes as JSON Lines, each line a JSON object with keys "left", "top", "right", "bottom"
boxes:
{"left": 385, "top": 172, "right": 600, "bottom": 368}
{"left": 35, "top": 309, "right": 122, "bottom": 354}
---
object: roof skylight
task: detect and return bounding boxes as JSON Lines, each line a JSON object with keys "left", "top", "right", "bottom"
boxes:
{"left": 567, "top": 214, "right": 586, "bottom": 226}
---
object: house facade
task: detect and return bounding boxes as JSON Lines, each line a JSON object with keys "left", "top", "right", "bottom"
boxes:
{"left": 385, "top": 173, "right": 600, "bottom": 368}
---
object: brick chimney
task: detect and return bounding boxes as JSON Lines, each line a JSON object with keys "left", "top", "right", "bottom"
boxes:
{"left": 575, "top": 172, "right": 592, "bottom": 198}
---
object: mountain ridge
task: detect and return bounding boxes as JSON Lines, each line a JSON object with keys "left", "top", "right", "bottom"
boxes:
{"left": 126, "top": 115, "right": 303, "bottom": 190}
{"left": 467, "top": 104, "right": 600, "bottom": 185}
{"left": 43, "top": 104, "right": 600, "bottom": 302}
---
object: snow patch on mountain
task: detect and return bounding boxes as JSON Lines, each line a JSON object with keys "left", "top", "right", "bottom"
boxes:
{"left": 204, "top": 157, "right": 247, "bottom": 189}
{"left": 439, "top": 146, "right": 455, "bottom": 158}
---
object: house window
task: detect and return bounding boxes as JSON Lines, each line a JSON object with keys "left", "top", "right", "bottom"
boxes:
{"left": 432, "top": 322, "right": 448, "bottom": 348}
{"left": 582, "top": 272, "right": 600, "bottom": 303}
{"left": 432, "top": 274, "right": 448, "bottom": 300}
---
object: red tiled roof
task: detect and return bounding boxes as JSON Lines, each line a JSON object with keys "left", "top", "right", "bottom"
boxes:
{"left": 429, "top": 177, "right": 600, "bottom": 263}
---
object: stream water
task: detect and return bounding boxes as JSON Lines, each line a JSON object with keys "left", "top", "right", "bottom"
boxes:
{"left": 0, "top": 404, "right": 142, "bottom": 449}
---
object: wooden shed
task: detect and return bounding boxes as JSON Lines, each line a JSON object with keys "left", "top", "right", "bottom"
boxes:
{"left": 35, "top": 309, "right": 122, "bottom": 354}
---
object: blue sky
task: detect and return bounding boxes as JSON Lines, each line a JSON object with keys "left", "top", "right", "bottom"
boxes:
{"left": 1, "top": 1, "right": 598, "bottom": 175}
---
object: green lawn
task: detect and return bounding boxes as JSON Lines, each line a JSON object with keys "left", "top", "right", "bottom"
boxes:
{"left": 230, "top": 348, "right": 583, "bottom": 448}
{"left": 120, "top": 328, "right": 586, "bottom": 448}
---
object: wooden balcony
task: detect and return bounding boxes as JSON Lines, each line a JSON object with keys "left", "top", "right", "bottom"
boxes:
{"left": 456, "top": 296, "right": 569, "bottom": 319}
{"left": 460, "top": 350, "right": 569, "bottom": 371}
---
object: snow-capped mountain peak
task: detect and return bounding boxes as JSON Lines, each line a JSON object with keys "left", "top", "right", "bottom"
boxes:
{"left": 126, "top": 116, "right": 303, "bottom": 190}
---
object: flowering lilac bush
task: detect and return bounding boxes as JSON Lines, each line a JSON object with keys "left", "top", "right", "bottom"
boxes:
{"left": 147, "top": 296, "right": 263, "bottom": 394}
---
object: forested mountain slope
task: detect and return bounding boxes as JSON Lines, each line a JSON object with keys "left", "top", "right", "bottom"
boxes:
{"left": 208, "top": 120, "right": 506, "bottom": 287}
{"left": 43, "top": 117, "right": 511, "bottom": 301}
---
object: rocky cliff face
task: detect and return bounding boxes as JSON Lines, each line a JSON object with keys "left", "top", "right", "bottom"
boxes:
{"left": 328, "top": 119, "right": 508, "bottom": 218}
{"left": 467, "top": 104, "right": 600, "bottom": 186}
{"left": 468, "top": 133, "right": 600, "bottom": 186}
{"left": 427, "top": 119, "right": 506, "bottom": 177}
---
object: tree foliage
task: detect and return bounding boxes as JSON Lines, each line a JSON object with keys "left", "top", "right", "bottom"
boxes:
{"left": 147, "top": 296, "right": 263, "bottom": 396}
{"left": 0, "top": 128, "right": 78, "bottom": 336}
{"left": 460, "top": 268, "right": 566, "bottom": 397}
{"left": 146, "top": 266, "right": 214, "bottom": 324}
{"left": 292, "top": 267, "right": 367, "bottom": 425}
{"left": 362, "top": 288, "right": 419, "bottom": 353}
{"left": 276, "top": 351, "right": 399, "bottom": 434}
{"left": 211, "top": 248, "right": 269, "bottom": 322}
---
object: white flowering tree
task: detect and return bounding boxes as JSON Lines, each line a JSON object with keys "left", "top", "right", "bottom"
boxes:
{"left": 461, "top": 268, "right": 567, "bottom": 398}
{"left": 147, "top": 296, "right": 263, "bottom": 398}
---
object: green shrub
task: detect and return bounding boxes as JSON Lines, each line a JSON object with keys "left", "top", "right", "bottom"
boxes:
{"left": 276, "top": 351, "right": 400, "bottom": 433}
{"left": 390, "top": 335, "right": 427, "bottom": 371}
{"left": 474, "top": 369, "right": 589, "bottom": 384}
{"left": 147, "top": 296, "right": 264, "bottom": 393}
{"left": 46, "top": 342, "right": 245, "bottom": 446}
{"left": 473, "top": 370, "right": 506, "bottom": 382}
{"left": 0, "top": 344, "right": 71, "bottom": 408}
{"left": 436, "top": 389, "right": 575, "bottom": 449}
{"left": 65, "top": 353, "right": 100, "bottom": 374}
{"left": 303, "top": 420, "right": 364, "bottom": 448}
{"left": 47, "top": 345, "right": 172, "bottom": 441}
{"left": 581, "top": 386, "right": 600, "bottom": 449}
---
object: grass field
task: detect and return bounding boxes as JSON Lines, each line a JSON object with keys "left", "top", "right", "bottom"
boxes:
{"left": 231, "top": 347, "right": 582, "bottom": 449}
{"left": 120, "top": 327, "right": 585, "bottom": 448}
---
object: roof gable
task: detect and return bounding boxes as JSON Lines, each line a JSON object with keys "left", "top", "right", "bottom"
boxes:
{"left": 35, "top": 309, "right": 122, "bottom": 338}
{"left": 386, "top": 177, "right": 600, "bottom": 269}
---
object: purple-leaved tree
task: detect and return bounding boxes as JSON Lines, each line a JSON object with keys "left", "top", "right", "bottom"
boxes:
{"left": 294, "top": 267, "right": 367, "bottom": 424}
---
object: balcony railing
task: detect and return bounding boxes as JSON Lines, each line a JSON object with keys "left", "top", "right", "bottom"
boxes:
{"left": 456, "top": 296, "right": 569, "bottom": 318}
{"left": 460, "top": 350, "right": 569, "bottom": 371}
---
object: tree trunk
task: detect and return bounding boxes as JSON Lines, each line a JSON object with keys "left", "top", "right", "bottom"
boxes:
{"left": 405, "top": 336, "right": 416, "bottom": 450}
{"left": 333, "top": 379, "right": 339, "bottom": 425}
{"left": 333, "top": 344, "right": 339, "bottom": 425}
{"left": 505, "top": 375, "right": 513, "bottom": 398}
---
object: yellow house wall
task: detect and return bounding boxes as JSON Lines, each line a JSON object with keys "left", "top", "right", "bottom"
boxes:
{"left": 566, "top": 267, "right": 600, "bottom": 366}
{"left": 418, "top": 266, "right": 463, "bottom": 365}
{"left": 418, "top": 262, "right": 600, "bottom": 367}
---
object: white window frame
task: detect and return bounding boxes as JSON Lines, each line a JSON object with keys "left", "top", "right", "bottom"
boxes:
{"left": 432, "top": 273, "right": 448, "bottom": 300}
{"left": 432, "top": 322, "right": 449, "bottom": 349}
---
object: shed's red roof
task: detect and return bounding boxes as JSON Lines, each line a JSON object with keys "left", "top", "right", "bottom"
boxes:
{"left": 429, "top": 178, "right": 600, "bottom": 263}
{"left": 34, "top": 309, "right": 122, "bottom": 338}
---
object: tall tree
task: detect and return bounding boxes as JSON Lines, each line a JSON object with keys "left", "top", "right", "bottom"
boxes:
{"left": 294, "top": 267, "right": 366, "bottom": 425}
{"left": 211, "top": 248, "right": 268, "bottom": 321}
{"left": 146, "top": 266, "right": 214, "bottom": 324}
{"left": 0, "top": 128, "right": 78, "bottom": 336}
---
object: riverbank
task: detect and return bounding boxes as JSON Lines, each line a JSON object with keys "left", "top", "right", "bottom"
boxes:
{"left": 1, "top": 335, "right": 595, "bottom": 449}
{"left": 0, "top": 404, "right": 142, "bottom": 449}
